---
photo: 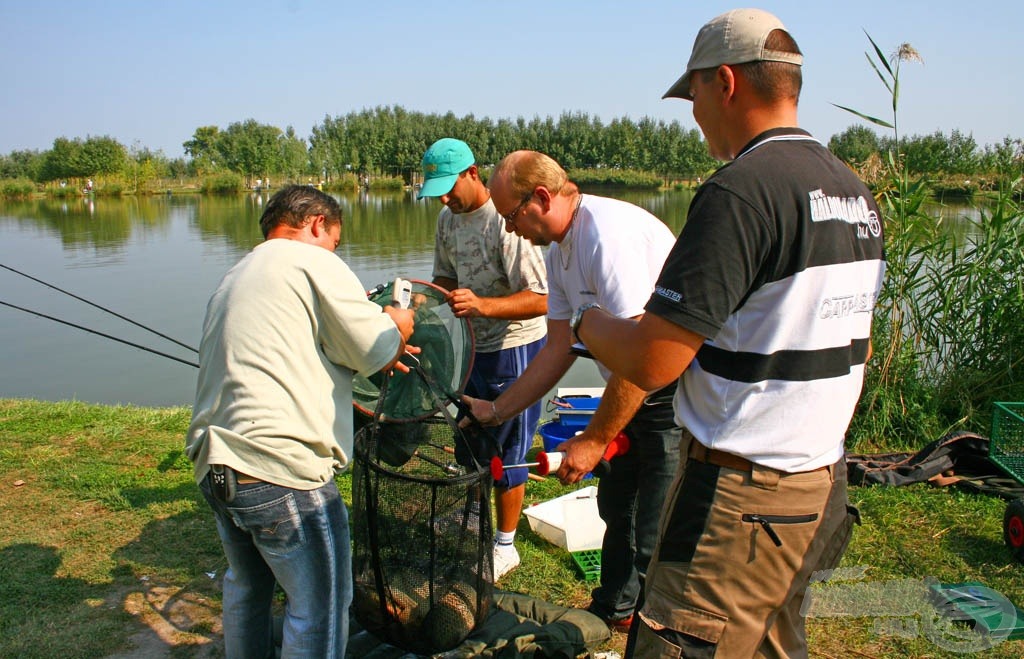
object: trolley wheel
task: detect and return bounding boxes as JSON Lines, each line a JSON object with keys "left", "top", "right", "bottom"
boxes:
{"left": 1003, "top": 497, "right": 1024, "bottom": 562}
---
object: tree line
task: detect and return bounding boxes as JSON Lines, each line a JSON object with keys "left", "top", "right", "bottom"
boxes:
{"left": 829, "top": 125, "right": 1024, "bottom": 190}
{"left": 1, "top": 105, "right": 1022, "bottom": 190}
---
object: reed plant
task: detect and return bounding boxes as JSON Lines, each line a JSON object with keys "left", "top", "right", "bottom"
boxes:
{"left": 322, "top": 172, "right": 361, "bottom": 193}
{"left": 841, "top": 35, "right": 1024, "bottom": 450}
{"left": 0, "top": 178, "right": 36, "bottom": 200}
{"left": 367, "top": 175, "right": 405, "bottom": 191}
{"left": 92, "top": 180, "right": 124, "bottom": 197}
{"left": 200, "top": 172, "right": 245, "bottom": 195}
{"left": 569, "top": 167, "right": 662, "bottom": 189}
{"left": 47, "top": 182, "right": 81, "bottom": 198}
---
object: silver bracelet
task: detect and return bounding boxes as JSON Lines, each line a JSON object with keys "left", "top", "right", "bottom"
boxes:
{"left": 490, "top": 400, "right": 503, "bottom": 424}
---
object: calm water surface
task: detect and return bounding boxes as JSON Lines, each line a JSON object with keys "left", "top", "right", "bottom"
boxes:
{"left": 0, "top": 189, "right": 694, "bottom": 407}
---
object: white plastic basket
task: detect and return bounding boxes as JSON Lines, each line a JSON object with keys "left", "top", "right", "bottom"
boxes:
{"left": 522, "top": 486, "right": 605, "bottom": 552}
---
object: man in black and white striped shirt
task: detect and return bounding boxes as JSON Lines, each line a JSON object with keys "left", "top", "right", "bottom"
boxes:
{"left": 574, "top": 8, "right": 885, "bottom": 657}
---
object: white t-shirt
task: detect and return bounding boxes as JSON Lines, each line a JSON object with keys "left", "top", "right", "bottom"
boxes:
{"left": 186, "top": 239, "right": 401, "bottom": 488}
{"left": 546, "top": 194, "right": 675, "bottom": 380}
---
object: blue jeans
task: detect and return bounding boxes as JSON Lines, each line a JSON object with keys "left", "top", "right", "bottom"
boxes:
{"left": 590, "top": 386, "right": 682, "bottom": 621}
{"left": 200, "top": 475, "right": 352, "bottom": 659}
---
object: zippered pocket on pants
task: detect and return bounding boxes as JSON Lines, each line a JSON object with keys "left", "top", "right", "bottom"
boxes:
{"left": 741, "top": 512, "right": 819, "bottom": 547}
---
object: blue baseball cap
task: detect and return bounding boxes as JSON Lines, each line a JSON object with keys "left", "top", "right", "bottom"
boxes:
{"left": 418, "top": 138, "right": 475, "bottom": 199}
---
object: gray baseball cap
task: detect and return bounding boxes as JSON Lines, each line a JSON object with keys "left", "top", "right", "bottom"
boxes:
{"left": 663, "top": 8, "right": 802, "bottom": 101}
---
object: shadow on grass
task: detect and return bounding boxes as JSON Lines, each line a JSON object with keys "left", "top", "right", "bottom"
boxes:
{"left": 118, "top": 482, "right": 204, "bottom": 509}
{"left": 110, "top": 511, "right": 225, "bottom": 657}
{"left": 947, "top": 531, "right": 1018, "bottom": 570}
{"left": 0, "top": 543, "right": 135, "bottom": 657}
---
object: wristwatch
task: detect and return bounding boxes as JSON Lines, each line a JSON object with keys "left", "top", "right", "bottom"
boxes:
{"left": 570, "top": 302, "right": 602, "bottom": 344}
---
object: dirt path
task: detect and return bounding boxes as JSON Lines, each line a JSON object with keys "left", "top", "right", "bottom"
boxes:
{"left": 105, "top": 583, "right": 222, "bottom": 658}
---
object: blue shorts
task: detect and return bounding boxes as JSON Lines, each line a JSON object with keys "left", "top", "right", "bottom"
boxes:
{"left": 455, "top": 337, "right": 545, "bottom": 488}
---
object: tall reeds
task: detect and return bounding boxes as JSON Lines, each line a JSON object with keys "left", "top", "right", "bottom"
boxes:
{"left": 841, "top": 35, "right": 1024, "bottom": 449}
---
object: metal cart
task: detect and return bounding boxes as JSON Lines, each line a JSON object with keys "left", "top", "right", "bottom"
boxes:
{"left": 989, "top": 402, "right": 1024, "bottom": 561}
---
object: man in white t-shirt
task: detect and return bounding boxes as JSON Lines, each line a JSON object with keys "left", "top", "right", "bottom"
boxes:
{"left": 418, "top": 138, "right": 548, "bottom": 580}
{"left": 187, "top": 184, "right": 416, "bottom": 659}
{"left": 464, "top": 150, "right": 682, "bottom": 633}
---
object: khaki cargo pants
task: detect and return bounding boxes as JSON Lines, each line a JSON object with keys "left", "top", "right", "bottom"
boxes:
{"left": 629, "top": 432, "right": 857, "bottom": 658}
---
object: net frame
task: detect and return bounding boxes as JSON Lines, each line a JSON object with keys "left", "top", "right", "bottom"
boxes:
{"left": 353, "top": 279, "right": 475, "bottom": 422}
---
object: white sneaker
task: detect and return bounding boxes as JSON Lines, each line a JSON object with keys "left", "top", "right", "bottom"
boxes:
{"left": 493, "top": 543, "right": 520, "bottom": 580}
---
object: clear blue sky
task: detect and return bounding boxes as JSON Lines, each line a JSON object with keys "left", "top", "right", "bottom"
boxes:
{"left": 1, "top": 0, "right": 1019, "bottom": 159}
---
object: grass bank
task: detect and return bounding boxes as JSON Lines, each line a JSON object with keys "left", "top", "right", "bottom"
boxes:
{"left": 2, "top": 398, "right": 1024, "bottom": 657}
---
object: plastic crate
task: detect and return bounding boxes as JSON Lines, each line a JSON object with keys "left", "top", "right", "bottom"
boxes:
{"left": 522, "top": 486, "right": 606, "bottom": 552}
{"left": 556, "top": 396, "right": 601, "bottom": 430}
{"left": 571, "top": 549, "right": 602, "bottom": 582}
{"left": 989, "top": 402, "right": 1024, "bottom": 485}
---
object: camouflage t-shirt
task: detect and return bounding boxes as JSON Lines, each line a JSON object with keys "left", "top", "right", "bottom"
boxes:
{"left": 432, "top": 198, "right": 548, "bottom": 352}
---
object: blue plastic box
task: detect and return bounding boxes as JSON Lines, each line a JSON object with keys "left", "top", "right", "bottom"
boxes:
{"left": 554, "top": 396, "right": 601, "bottom": 430}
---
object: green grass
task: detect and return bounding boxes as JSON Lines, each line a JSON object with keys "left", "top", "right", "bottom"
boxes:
{"left": 3, "top": 398, "right": 1024, "bottom": 657}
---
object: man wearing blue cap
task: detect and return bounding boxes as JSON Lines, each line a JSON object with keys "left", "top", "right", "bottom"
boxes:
{"left": 419, "top": 138, "right": 548, "bottom": 580}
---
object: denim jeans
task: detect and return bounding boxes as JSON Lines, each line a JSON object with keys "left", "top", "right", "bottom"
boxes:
{"left": 200, "top": 475, "right": 352, "bottom": 659}
{"left": 590, "top": 386, "right": 682, "bottom": 621}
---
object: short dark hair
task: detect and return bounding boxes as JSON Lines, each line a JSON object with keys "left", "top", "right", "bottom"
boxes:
{"left": 259, "top": 184, "right": 342, "bottom": 238}
{"left": 734, "top": 29, "right": 803, "bottom": 102}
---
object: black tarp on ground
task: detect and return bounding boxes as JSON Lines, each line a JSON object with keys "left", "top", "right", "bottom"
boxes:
{"left": 846, "top": 430, "right": 1024, "bottom": 499}
{"left": 344, "top": 590, "right": 612, "bottom": 658}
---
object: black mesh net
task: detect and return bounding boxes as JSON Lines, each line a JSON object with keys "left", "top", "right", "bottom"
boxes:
{"left": 351, "top": 289, "right": 493, "bottom": 654}
{"left": 352, "top": 412, "right": 494, "bottom": 654}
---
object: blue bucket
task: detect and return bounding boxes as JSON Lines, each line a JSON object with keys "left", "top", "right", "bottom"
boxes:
{"left": 539, "top": 419, "right": 578, "bottom": 453}
{"left": 538, "top": 420, "right": 592, "bottom": 479}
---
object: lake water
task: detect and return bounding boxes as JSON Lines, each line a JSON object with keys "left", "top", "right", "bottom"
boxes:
{"left": 0, "top": 188, "right": 694, "bottom": 407}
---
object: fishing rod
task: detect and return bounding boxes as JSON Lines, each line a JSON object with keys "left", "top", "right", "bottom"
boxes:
{"left": 0, "top": 299, "right": 199, "bottom": 369}
{"left": 0, "top": 262, "right": 198, "bottom": 354}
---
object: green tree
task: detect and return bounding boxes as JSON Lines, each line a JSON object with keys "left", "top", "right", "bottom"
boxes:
{"left": 216, "top": 119, "right": 282, "bottom": 184}
{"left": 944, "top": 129, "right": 980, "bottom": 175}
{"left": 79, "top": 136, "right": 127, "bottom": 176}
{"left": 980, "top": 137, "right": 1024, "bottom": 179}
{"left": 125, "top": 143, "right": 170, "bottom": 193}
{"left": 899, "top": 131, "right": 953, "bottom": 175}
{"left": 829, "top": 125, "right": 882, "bottom": 165}
{"left": 602, "top": 117, "right": 640, "bottom": 170}
{"left": 279, "top": 126, "right": 310, "bottom": 180}
{"left": 0, "top": 149, "right": 45, "bottom": 181}
{"left": 40, "top": 137, "right": 85, "bottom": 180}
{"left": 183, "top": 126, "right": 222, "bottom": 174}
{"left": 895, "top": 130, "right": 978, "bottom": 176}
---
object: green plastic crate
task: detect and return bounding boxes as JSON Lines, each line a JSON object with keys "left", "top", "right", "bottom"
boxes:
{"left": 571, "top": 549, "right": 601, "bottom": 582}
{"left": 989, "top": 402, "right": 1024, "bottom": 485}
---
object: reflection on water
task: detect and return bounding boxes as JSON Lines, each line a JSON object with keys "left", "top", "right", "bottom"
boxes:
{"left": 1, "top": 190, "right": 622, "bottom": 406}
{"left": 0, "top": 188, "right": 982, "bottom": 407}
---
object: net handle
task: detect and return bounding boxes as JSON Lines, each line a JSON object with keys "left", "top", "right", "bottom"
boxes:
{"left": 402, "top": 351, "right": 499, "bottom": 473}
